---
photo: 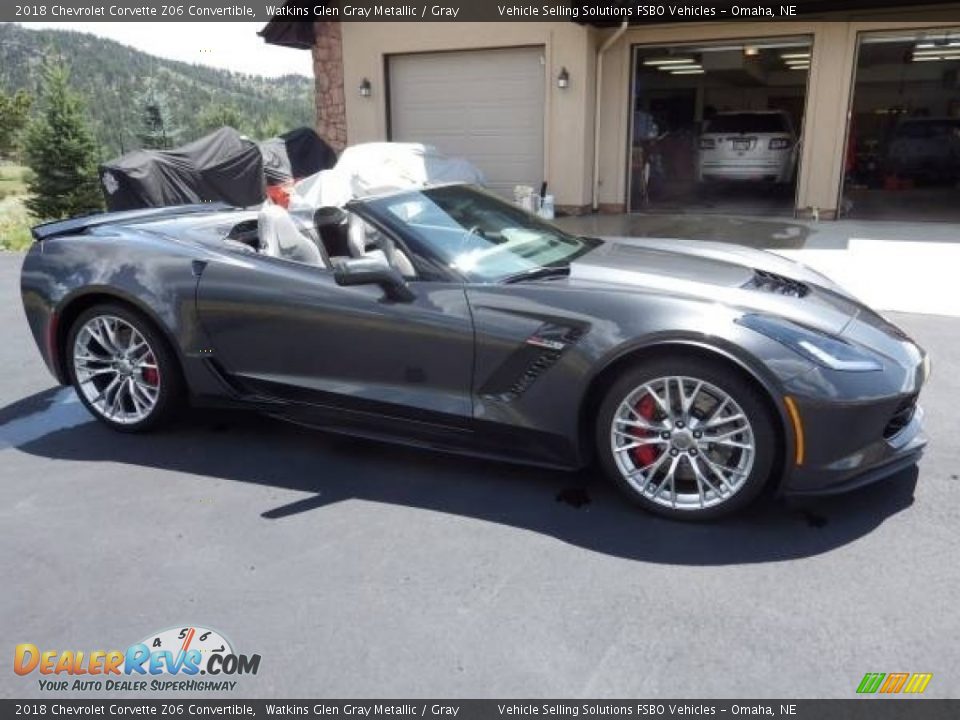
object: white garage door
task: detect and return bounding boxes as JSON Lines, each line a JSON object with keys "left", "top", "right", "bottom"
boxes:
{"left": 388, "top": 47, "right": 545, "bottom": 197}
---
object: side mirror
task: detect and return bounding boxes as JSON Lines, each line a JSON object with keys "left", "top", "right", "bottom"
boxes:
{"left": 332, "top": 257, "right": 416, "bottom": 303}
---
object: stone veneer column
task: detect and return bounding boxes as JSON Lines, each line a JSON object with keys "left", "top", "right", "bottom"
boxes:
{"left": 312, "top": 21, "right": 348, "bottom": 151}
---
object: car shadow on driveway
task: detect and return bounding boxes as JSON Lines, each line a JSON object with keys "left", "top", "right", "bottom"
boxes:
{"left": 4, "top": 386, "right": 919, "bottom": 566}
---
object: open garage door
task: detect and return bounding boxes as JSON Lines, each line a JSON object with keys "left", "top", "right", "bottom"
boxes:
{"left": 629, "top": 37, "right": 812, "bottom": 216}
{"left": 842, "top": 30, "right": 960, "bottom": 222}
{"left": 388, "top": 47, "right": 545, "bottom": 197}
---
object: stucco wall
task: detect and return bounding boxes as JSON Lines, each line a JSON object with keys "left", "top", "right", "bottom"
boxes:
{"left": 339, "top": 21, "right": 597, "bottom": 211}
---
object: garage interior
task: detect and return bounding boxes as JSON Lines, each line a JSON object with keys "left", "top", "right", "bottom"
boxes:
{"left": 842, "top": 30, "right": 960, "bottom": 222}
{"left": 629, "top": 37, "right": 812, "bottom": 216}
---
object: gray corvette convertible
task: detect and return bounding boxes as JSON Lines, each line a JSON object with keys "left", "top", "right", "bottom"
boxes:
{"left": 20, "top": 184, "right": 928, "bottom": 518}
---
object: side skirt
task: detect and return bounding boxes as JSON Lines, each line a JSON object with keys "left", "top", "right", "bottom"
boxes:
{"left": 193, "top": 360, "right": 583, "bottom": 470}
{"left": 268, "top": 400, "right": 583, "bottom": 472}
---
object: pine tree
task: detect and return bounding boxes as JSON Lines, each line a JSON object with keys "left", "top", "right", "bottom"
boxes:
{"left": 23, "top": 62, "right": 103, "bottom": 220}
{"left": 0, "top": 88, "right": 33, "bottom": 160}
{"left": 136, "top": 83, "right": 181, "bottom": 149}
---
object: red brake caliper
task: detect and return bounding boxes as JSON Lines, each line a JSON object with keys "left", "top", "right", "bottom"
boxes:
{"left": 630, "top": 393, "right": 663, "bottom": 467}
{"left": 141, "top": 356, "right": 159, "bottom": 387}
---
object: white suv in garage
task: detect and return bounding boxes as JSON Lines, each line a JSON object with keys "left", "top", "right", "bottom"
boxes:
{"left": 698, "top": 110, "right": 798, "bottom": 184}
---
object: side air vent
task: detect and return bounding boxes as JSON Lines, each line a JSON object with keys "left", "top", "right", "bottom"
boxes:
{"left": 883, "top": 396, "right": 918, "bottom": 440}
{"left": 479, "top": 323, "right": 586, "bottom": 402}
{"left": 746, "top": 269, "right": 810, "bottom": 298}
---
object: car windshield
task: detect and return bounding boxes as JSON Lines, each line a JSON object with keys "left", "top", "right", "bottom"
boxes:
{"left": 705, "top": 113, "right": 788, "bottom": 134}
{"left": 359, "top": 185, "right": 600, "bottom": 282}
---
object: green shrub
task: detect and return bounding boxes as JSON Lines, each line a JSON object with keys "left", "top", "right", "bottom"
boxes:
{"left": 0, "top": 193, "right": 34, "bottom": 251}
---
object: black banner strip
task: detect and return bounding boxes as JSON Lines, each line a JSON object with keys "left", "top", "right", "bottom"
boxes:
{"left": 4, "top": 0, "right": 960, "bottom": 23}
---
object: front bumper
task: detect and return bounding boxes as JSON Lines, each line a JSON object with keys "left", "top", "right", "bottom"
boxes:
{"left": 770, "top": 303, "right": 930, "bottom": 496}
{"left": 779, "top": 354, "right": 927, "bottom": 496}
{"left": 783, "top": 405, "right": 926, "bottom": 496}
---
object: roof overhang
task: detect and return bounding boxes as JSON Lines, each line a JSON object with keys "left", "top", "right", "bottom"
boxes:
{"left": 259, "top": 1, "right": 317, "bottom": 49}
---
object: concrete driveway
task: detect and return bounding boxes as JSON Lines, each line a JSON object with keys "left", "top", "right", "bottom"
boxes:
{"left": 1, "top": 249, "right": 958, "bottom": 699}
{"left": 558, "top": 214, "right": 960, "bottom": 317}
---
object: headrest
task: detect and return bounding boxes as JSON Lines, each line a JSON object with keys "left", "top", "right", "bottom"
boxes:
{"left": 314, "top": 206, "right": 348, "bottom": 227}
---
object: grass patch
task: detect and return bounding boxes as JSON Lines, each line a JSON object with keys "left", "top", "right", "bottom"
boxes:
{"left": 0, "top": 164, "right": 35, "bottom": 251}
{"left": 0, "top": 163, "right": 32, "bottom": 197}
{"left": 0, "top": 222, "right": 33, "bottom": 251}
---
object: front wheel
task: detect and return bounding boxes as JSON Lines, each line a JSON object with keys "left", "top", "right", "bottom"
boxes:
{"left": 67, "top": 303, "right": 184, "bottom": 432}
{"left": 596, "top": 357, "right": 777, "bottom": 520}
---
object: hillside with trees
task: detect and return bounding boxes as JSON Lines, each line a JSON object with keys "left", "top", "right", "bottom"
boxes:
{"left": 0, "top": 22, "right": 314, "bottom": 159}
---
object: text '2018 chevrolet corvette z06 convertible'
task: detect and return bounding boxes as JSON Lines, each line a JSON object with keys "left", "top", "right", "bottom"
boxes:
{"left": 20, "top": 184, "right": 928, "bottom": 519}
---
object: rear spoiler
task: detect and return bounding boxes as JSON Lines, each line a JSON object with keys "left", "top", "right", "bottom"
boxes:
{"left": 31, "top": 203, "right": 233, "bottom": 241}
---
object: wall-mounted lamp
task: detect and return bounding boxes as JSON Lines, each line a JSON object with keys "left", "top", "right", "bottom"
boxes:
{"left": 557, "top": 67, "right": 570, "bottom": 89}
{"left": 359, "top": 78, "right": 372, "bottom": 97}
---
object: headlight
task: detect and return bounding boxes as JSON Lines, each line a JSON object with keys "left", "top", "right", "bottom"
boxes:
{"left": 737, "top": 314, "right": 883, "bottom": 372}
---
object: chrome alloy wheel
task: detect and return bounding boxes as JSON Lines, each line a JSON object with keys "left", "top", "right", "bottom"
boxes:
{"left": 72, "top": 315, "right": 161, "bottom": 425}
{"left": 610, "top": 375, "right": 756, "bottom": 511}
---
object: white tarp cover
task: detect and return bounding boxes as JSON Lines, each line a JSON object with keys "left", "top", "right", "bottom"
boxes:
{"left": 290, "top": 142, "right": 486, "bottom": 211}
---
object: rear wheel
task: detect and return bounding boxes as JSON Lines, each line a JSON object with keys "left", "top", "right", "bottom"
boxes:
{"left": 67, "top": 303, "right": 184, "bottom": 432}
{"left": 596, "top": 357, "right": 776, "bottom": 520}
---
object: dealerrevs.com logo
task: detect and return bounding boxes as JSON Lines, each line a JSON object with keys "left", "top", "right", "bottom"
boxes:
{"left": 14, "top": 626, "right": 261, "bottom": 692}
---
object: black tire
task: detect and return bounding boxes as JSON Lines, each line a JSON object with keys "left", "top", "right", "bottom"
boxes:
{"left": 66, "top": 303, "right": 185, "bottom": 432}
{"left": 595, "top": 356, "right": 777, "bottom": 520}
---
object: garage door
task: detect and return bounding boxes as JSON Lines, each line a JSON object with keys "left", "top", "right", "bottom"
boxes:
{"left": 388, "top": 47, "right": 545, "bottom": 196}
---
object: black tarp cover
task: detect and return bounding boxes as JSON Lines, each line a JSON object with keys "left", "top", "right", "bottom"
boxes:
{"left": 259, "top": 127, "right": 338, "bottom": 185}
{"left": 99, "top": 127, "right": 266, "bottom": 211}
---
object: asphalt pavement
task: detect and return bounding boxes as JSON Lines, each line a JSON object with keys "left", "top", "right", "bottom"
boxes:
{"left": 1, "top": 249, "right": 958, "bottom": 699}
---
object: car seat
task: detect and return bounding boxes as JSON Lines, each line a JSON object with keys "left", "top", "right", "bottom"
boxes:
{"left": 258, "top": 205, "right": 328, "bottom": 266}
{"left": 346, "top": 214, "right": 416, "bottom": 277}
{"left": 314, "top": 206, "right": 352, "bottom": 258}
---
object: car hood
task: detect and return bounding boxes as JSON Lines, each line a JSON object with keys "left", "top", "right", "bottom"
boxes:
{"left": 568, "top": 237, "right": 863, "bottom": 335}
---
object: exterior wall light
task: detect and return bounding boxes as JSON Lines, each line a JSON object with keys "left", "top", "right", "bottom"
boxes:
{"left": 359, "top": 78, "right": 372, "bottom": 97}
{"left": 557, "top": 67, "right": 570, "bottom": 89}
